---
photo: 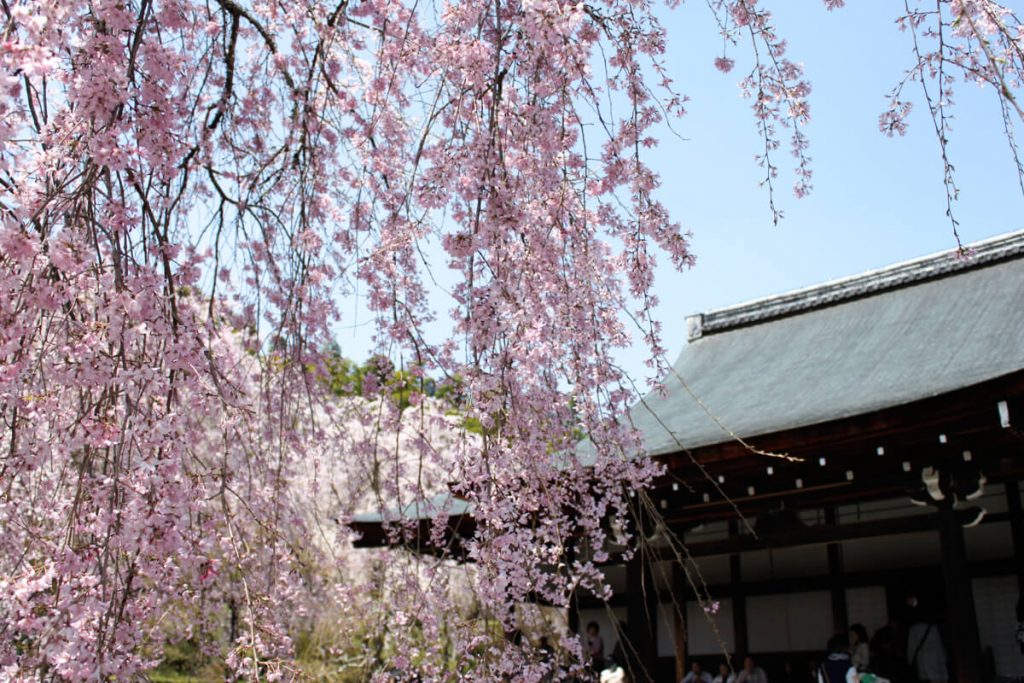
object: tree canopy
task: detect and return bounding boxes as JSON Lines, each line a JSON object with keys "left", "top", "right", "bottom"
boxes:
{"left": 2, "top": 0, "right": 1023, "bottom": 680}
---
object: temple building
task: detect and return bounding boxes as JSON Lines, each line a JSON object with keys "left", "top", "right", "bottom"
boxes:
{"left": 355, "top": 230, "right": 1024, "bottom": 682}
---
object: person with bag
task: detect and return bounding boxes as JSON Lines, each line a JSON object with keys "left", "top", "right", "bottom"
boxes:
{"left": 1017, "top": 594, "right": 1024, "bottom": 656}
{"left": 869, "top": 622, "right": 912, "bottom": 682}
{"left": 905, "top": 618, "right": 947, "bottom": 683}
{"left": 819, "top": 634, "right": 854, "bottom": 683}
{"left": 586, "top": 621, "right": 606, "bottom": 673}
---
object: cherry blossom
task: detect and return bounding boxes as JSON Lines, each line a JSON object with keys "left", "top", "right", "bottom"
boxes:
{"left": 1, "top": 0, "right": 1022, "bottom": 680}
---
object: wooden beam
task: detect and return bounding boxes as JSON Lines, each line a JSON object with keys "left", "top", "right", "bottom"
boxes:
{"left": 625, "top": 552, "right": 657, "bottom": 682}
{"left": 656, "top": 371, "right": 1024, "bottom": 472}
{"left": 825, "top": 508, "right": 848, "bottom": 634}
{"left": 728, "top": 520, "right": 749, "bottom": 657}
{"left": 672, "top": 563, "right": 687, "bottom": 683}
{"left": 573, "top": 557, "right": 1020, "bottom": 610}
{"left": 657, "top": 445, "right": 1024, "bottom": 527}
{"left": 937, "top": 503, "right": 982, "bottom": 683}
{"left": 654, "top": 510, "right": 1009, "bottom": 561}
{"left": 567, "top": 542, "right": 581, "bottom": 636}
{"left": 350, "top": 513, "right": 476, "bottom": 553}
{"left": 1006, "top": 479, "right": 1024, "bottom": 594}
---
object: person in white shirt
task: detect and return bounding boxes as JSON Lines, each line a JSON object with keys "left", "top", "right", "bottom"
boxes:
{"left": 735, "top": 655, "right": 768, "bottom": 683}
{"left": 712, "top": 661, "right": 737, "bottom": 683}
{"left": 849, "top": 624, "right": 870, "bottom": 672}
{"left": 906, "top": 620, "right": 947, "bottom": 683}
{"left": 682, "top": 661, "right": 713, "bottom": 683}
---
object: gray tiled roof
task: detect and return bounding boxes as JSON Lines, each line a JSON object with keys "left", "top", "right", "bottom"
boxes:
{"left": 351, "top": 493, "right": 472, "bottom": 524}
{"left": 630, "top": 230, "right": 1024, "bottom": 455}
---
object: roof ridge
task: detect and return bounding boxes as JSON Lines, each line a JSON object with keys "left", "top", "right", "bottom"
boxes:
{"left": 686, "top": 229, "right": 1024, "bottom": 341}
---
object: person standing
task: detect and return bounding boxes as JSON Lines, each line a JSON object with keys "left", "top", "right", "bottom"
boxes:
{"left": 586, "top": 621, "right": 605, "bottom": 672}
{"left": 1017, "top": 594, "right": 1024, "bottom": 655}
{"left": 869, "top": 621, "right": 911, "bottom": 681}
{"left": 848, "top": 624, "right": 870, "bottom": 672}
{"left": 907, "top": 616, "right": 948, "bottom": 683}
{"left": 819, "top": 634, "right": 853, "bottom": 683}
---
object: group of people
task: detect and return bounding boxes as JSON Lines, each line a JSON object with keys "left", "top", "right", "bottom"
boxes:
{"left": 588, "top": 591, "right": 954, "bottom": 683}
{"left": 681, "top": 656, "right": 769, "bottom": 683}
{"left": 678, "top": 611, "right": 948, "bottom": 683}
{"left": 675, "top": 626, "right": 882, "bottom": 683}
{"left": 818, "top": 614, "right": 947, "bottom": 683}
{"left": 588, "top": 620, "right": 769, "bottom": 683}
{"left": 818, "top": 624, "right": 874, "bottom": 683}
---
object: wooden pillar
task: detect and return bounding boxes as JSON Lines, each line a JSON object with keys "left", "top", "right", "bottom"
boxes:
{"left": 672, "top": 562, "right": 688, "bottom": 683}
{"left": 1006, "top": 479, "right": 1024, "bottom": 594}
{"left": 728, "top": 520, "right": 749, "bottom": 656}
{"left": 825, "top": 507, "right": 848, "bottom": 634}
{"left": 568, "top": 588, "right": 580, "bottom": 638}
{"left": 566, "top": 543, "right": 580, "bottom": 637}
{"left": 936, "top": 502, "right": 981, "bottom": 683}
{"left": 626, "top": 552, "right": 657, "bottom": 682}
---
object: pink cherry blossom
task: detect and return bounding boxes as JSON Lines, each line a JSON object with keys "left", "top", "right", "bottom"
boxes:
{"left": 714, "top": 56, "right": 736, "bottom": 73}
{"left": 1, "top": 1, "right": 1022, "bottom": 680}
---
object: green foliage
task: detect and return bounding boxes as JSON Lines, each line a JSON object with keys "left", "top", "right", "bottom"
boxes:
{"left": 147, "top": 671, "right": 210, "bottom": 683}
{"left": 321, "top": 348, "right": 585, "bottom": 442}
{"left": 323, "top": 353, "right": 368, "bottom": 397}
{"left": 322, "top": 346, "right": 484, "bottom": 435}
{"left": 148, "top": 640, "right": 224, "bottom": 682}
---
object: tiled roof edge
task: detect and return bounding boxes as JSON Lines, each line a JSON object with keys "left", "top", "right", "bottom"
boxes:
{"left": 686, "top": 229, "right": 1024, "bottom": 341}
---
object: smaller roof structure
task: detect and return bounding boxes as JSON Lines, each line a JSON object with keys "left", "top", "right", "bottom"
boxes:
{"left": 351, "top": 493, "right": 472, "bottom": 524}
{"left": 350, "top": 493, "right": 475, "bottom": 554}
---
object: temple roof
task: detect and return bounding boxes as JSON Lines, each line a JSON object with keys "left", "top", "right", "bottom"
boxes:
{"left": 631, "top": 229, "right": 1024, "bottom": 456}
{"left": 351, "top": 493, "right": 472, "bottom": 525}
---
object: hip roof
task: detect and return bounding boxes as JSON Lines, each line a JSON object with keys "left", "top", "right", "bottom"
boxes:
{"left": 633, "top": 230, "right": 1024, "bottom": 455}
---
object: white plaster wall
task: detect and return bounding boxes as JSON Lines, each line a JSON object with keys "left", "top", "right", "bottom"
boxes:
{"left": 686, "top": 598, "right": 736, "bottom": 656}
{"left": 973, "top": 575, "right": 1024, "bottom": 679}
{"left": 658, "top": 602, "right": 681, "bottom": 657}
{"left": 964, "top": 520, "right": 1012, "bottom": 562}
{"left": 842, "top": 530, "right": 940, "bottom": 572}
{"left": 742, "top": 545, "right": 827, "bottom": 581}
{"left": 747, "top": 591, "right": 833, "bottom": 652}
{"left": 846, "top": 585, "right": 888, "bottom": 634}
{"left": 682, "top": 554, "right": 732, "bottom": 586}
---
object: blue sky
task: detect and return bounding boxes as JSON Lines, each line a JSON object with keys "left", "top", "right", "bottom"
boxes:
{"left": 619, "top": 1, "right": 1024, "bottom": 380}
{"left": 334, "top": 2, "right": 1024, "bottom": 384}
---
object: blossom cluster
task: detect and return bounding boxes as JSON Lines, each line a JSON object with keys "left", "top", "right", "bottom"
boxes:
{"left": 1, "top": 0, "right": 1021, "bottom": 680}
